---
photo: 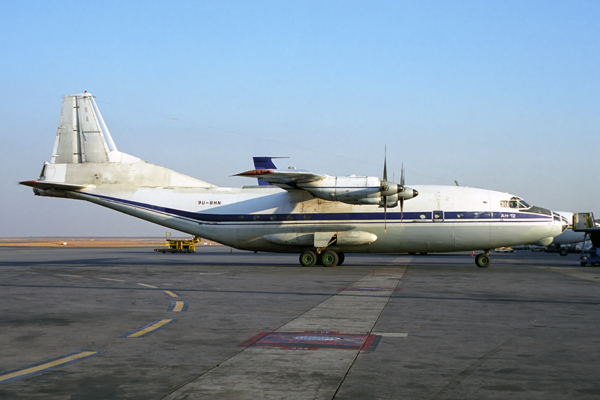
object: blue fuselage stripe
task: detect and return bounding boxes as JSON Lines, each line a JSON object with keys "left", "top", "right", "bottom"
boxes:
{"left": 81, "top": 193, "right": 552, "bottom": 224}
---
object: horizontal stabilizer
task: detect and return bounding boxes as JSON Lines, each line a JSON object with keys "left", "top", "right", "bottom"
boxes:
{"left": 19, "top": 181, "right": 86, "bottom": 191}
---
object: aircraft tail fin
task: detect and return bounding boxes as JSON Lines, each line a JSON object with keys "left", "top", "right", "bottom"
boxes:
{"left": 252, "top": 157, "right": 288, "bottom": 186}
{"left": 52, "top": 92, "right": 117, "bottom": 164}
{"left": 22, "top": 92, "right": 216, "bottom": 190}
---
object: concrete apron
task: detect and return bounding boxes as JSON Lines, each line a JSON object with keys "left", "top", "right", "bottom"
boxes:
{"left": 164, "top": 257, "right": 411, "bottom": 400}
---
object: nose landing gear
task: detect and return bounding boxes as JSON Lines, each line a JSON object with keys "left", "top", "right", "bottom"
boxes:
{"left": 475, "top": 251, "right": 491, "bottom": 268}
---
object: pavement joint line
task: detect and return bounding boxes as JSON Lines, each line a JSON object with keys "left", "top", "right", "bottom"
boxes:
{"left": 1, "top": 283, "right": 598, "bottom": 305}
{"left": 0, "top": 351, "right": 102, "bottom": 384}
{"left": 531, "top": 266, "right": 600, "bottom": 283}
{"left": 124, "top": 319, "right": 177, "bottom": 338}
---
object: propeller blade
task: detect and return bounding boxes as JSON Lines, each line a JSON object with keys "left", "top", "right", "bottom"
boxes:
{"left": 400, "top": 197, "right": 404, "bottom": 222}
{"left": 383, "top": 147, "right": 388, "bottom": 233}
{"left": 384, "top": 196, "right": 387, "bottom": 233}
{"left": 400, "top": 163, "right": 405, "bottom": 187}
{"left": 383, "top": 146, "right": 387, "bottom": 182}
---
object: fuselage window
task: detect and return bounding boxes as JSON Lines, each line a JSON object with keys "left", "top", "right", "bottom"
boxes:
{"left": 507, "top": 197, "right": 532, "bottom": 210}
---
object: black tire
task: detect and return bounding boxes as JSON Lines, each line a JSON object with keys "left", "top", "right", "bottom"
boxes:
{"left": 475, "top": 253, "right": 491, "bottom": 268}
{"left": 337, "top": 252, "right": 345, "bottom": 266}
{"left": 321, "top": 249, "right": 339, "bottom": 267}
{"left": 299, "top": 249, "right": 317, "bottom": 267}
{"left": 559, "top": 248, "right": 568, "bottom": 256}
{"left": 581, "top": 262, "right": 587, "bottom": 266}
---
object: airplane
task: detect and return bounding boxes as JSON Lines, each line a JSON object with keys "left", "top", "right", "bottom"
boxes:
{"left": 20, "top": 92, "right": 568, "bottom": 268}
{"left": 545, "top": 211, "right": 599, "bottom": 255}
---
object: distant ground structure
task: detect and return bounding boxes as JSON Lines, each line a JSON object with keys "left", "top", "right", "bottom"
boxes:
{"left": 0, "top": 238, "right": 221, "bottom": 248}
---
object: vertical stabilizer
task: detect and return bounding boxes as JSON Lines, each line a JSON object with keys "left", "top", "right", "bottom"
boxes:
{"left": 51, "top": 92, "right": 112, "bottom": 164}
{"left": 252, "top": 157, "right": 288, "bottom": 186}
{"left": 32, "top": 92, "right": 216, "bottom": 189}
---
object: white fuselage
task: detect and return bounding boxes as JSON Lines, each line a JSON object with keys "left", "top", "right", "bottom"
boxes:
{"left": 60, "top": 183, "right": 564, "bottom": 254}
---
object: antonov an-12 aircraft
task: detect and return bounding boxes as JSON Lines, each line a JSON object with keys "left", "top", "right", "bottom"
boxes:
{"left": 20, "top": 93, "right": 568, "bottom": 268}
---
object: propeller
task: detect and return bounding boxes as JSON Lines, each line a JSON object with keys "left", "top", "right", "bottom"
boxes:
{"left": 380, "top": 149, "right": 419, "bottom": 233}
{"left": 383, "top": 148, "right": 388, "bottom": 232}
{"left": 400, "top": 163, "right": 405, "bottom": 223}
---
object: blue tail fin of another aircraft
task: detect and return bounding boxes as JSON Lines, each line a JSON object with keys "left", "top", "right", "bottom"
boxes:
{"left": 252, "top": 157, "right": 287, "bottom": 186}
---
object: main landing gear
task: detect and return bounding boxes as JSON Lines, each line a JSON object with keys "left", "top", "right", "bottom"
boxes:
{"left": 475, "top": 251, "right": 492, "bottom": 268}
{"left": 299, "top": 249, "right": 345, "bottom": 267}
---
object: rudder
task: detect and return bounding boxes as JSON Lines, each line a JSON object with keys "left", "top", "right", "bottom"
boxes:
{"left": 51, "top": 92, "right": 117, "bottom": 164}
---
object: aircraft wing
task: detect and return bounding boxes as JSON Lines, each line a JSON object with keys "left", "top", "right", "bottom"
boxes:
{"left": 235, "top": 169, "right": 327, "bottom": 187}
{"left": 19, "top": 180, "right": 86, "bottom": 191}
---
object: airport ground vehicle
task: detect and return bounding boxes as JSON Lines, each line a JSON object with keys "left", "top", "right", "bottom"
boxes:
{"left": 580, "top": 247, "right": 600, "bottom": 266}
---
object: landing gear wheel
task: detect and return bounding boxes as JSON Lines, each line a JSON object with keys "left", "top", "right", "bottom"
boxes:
{"left": 581, "top": 262, "right": 587, "bottom": 266}
{"left": 299, "top": 249, "right": 317, "bottom": 267}
{"left": 337, "top": 252, "right": 345, "bottom": 266}
{"left": 475, "top": 253, "right": 491, "bottom": 268}
{"left": 559, "top": 248, "right": 568, "bottom": 256}
{"left": 321, "top": 249, "right": 339, "bottom": 267}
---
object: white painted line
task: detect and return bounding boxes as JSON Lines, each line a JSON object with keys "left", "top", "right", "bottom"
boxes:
{"left": 372, "top": 332, "right": 408, "bottom": 338}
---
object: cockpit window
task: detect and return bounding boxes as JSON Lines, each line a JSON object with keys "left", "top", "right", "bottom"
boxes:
{"left": 518, "top": 199, "right": 531, "bottom": 209}
{"left": 503, "top": 197, "right": 532, "bottom": 210}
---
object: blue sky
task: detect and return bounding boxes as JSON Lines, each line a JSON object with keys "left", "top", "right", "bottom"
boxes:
{"left": 1, "top": 0, "right": 598, "bottom": 236}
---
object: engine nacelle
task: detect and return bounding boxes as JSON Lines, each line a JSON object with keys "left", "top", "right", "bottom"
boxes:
{"left": 298, "top": 176, "right": 418, "bottom": 206}
{"left": 398, "top": 187, "right": 418, "bottom": 200}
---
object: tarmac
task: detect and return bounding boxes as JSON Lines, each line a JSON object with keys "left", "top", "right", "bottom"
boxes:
{"left": 1, "top": 246, "right": 599, "bottom": 399}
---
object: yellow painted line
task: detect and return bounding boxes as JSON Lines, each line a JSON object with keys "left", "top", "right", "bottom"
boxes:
{"left": 127, "top": 319, "right": 174, "bottom": 338}
{"left": 173, "top": 301, "right": 185, "bottom": 312}
{"left": 57, "top": 274, "right": 83, "bottom": 278}
{"left": 0, "top": 351, "right": 99, "bottom": 383}
{"left": 164, "top": 290, "right": 179, "bottom": 298}
{"left": 99, "top": 277, "right": 125, "bottom": 282}
{"left": 137, "top": 283, "right": 157, "bottom": 288}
